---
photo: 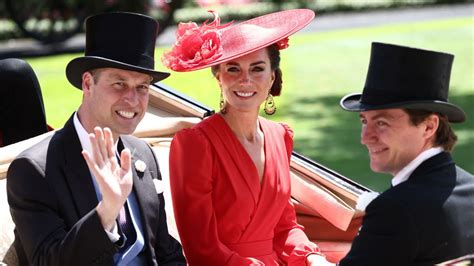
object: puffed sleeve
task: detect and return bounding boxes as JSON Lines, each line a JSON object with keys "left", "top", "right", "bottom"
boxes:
{"left": 169, "top": 128, "right": 263, "bottom": 266}
{"left": 273, "top": 123, "right": 323, "bottom": 265}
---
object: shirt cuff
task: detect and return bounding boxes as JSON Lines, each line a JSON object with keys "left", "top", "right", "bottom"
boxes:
{"left": 104, "top": 221, "right": 121, "bottom": 243}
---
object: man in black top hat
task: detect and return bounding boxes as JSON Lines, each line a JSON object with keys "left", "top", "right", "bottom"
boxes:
{"left": 338, "top": 42, "right": 474, "bottom": 265}
{"left": 7, "top": 12, "right": 185, "bottom": 266}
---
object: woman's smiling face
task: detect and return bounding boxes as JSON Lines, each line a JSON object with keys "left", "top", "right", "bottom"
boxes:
{"left": 215, "top": 48, "right": 275, "bottom": 114}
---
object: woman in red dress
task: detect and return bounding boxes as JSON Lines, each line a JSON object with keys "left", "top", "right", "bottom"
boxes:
{"left": 162, "top": 9, "right": 333, "bottom": 266}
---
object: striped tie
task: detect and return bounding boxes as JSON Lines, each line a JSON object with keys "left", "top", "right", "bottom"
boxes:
{"left": 118, "top": 202, "right": 137, "bottom": 251}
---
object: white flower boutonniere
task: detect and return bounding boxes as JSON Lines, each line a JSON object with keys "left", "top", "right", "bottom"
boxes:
{"left": 134, "top": 160, "right": 147, "bottom": 173}
{"left": 153, "top": 179, "right": 164, "bottom": 194}
{"left": 356, "top": 191, "right": 380, "bottom": 212}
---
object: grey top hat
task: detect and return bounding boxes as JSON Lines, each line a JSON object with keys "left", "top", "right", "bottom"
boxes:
{"left": 66, "top": 12, "right": 170, "bottom": 89}
{"left": 340, "top": 42, "right": 466, "bottom": 123}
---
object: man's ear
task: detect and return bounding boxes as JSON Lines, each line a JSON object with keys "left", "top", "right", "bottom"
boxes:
{"left": 423, "top": 114, "right": 439, "bottom": 140}
{"left": 82, "top": 72, "right": 93, "bottom": 95}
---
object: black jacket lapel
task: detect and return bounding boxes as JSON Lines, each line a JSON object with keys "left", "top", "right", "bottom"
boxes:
{"left": 60, "top": 115, "right": 99, "bottom": 218}
{"left": 119, "top": 136, "right": 160, "bottom": 246}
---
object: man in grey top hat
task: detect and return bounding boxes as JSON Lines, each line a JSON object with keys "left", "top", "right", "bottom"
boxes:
{"left": 7, "top": 12, "right": 185, "bottom": 265}
{"left": 338, "top": 42, "right": 474, "bottom": 265}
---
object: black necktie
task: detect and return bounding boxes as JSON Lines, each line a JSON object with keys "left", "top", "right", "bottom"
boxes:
{"left": 118, "top": 202, "right": 136, "bottom": 249}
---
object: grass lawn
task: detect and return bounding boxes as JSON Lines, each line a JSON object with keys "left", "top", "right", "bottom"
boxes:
{"left": 26, "top": 16, "right": 473, "bottom": 192}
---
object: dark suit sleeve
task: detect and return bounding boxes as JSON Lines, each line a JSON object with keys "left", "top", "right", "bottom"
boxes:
{"left": 339, "top": 195, "right": 418, "bottom": 266}
{"left": 7, "top": 157, "right": 117, "bottom": 266}
{"left": 146, "top": 144, "right": 186, "bottom": 265}
{"left": 154, "top": 192, "right": 186, "bottom": 265}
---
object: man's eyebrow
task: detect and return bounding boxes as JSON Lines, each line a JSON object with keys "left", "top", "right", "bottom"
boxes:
{"left": 108, "top": 73, "right": 152, "bottom": 84}
{"left": 360, "top": 111, "right": 398, "bottom": 120}
{"left": 108, "top": 73, "right": 125, "bottom": 80}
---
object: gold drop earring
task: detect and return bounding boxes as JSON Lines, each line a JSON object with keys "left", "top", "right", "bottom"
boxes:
{"left": 264, "top": 93, "right": 276, "bottom": 115}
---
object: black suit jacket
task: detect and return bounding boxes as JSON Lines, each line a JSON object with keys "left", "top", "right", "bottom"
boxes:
{"left": 7, "top": 115, "right": 185, "bottom": 266}
{"left": 340, "top": 152, "right": 474, "bottom": 266}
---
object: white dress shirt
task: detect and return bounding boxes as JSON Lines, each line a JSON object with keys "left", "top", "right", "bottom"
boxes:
{"left": 391, "top": 147, "right": 444, "bottom": 187}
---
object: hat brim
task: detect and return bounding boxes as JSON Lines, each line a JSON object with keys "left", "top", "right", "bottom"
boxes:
{"left": 173, "top": 9, "right": 315, "bottom": 72}
{"left": 340, "top": 93, "right": 466, "bottom": 123}
{"left": 66, "top": 56, "right": 170, "bottom": 89}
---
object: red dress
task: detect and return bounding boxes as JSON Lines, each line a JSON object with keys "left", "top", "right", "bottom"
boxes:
{"left": 170, "top": 114, "right": 320, "bottom": 265}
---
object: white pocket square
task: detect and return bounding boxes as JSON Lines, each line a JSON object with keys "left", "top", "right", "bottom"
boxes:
{"left": 153, "top": 179, "right": 164, "bottom": 194}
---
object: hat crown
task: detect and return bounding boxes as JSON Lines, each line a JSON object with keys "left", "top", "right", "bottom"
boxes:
{"left": 339, "top": 42, "right": 466, "bottom": 123}
{"left": 84, "top": 12, "right": 158, "bottom": 69}
{"left": 65, "top": 12, "right": 170, "bottom": 89}
{"left": 361, "top": 42, "right": 454, "bottom": 105}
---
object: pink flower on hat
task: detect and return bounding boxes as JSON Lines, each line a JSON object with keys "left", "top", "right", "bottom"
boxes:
{"left": 162, "top": 11, "right": 232, "bottom": 71}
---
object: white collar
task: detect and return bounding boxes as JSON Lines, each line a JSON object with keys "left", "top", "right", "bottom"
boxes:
{"left": 73, "top": 112, "right": 118, "bottom": 155}
{"left": 391, "top": 147, "right": 444, "bottom": 187}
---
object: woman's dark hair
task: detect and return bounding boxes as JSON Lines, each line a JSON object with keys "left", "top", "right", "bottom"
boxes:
{"left": 404, "top": 109, "right": 458, "bottom": 152}
{"left": 267, "top": 44, "right": 282, "bottom": 96}
{"left": 211, "top": 44, "right": 283, "bottom": 96}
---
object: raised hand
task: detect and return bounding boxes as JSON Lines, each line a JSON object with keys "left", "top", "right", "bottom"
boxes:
{"left": 82, "top": 127, "right": 133, "bottom": 231}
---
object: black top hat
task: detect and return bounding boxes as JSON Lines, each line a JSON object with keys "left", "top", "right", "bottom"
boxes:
{"left": 66, "top": 12, "right": 170, "bottom": 89}
{"left": 340, "top": 42, "right": 466, "bottom": 123}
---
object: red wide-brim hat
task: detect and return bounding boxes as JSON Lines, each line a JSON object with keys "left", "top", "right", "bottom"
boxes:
{"left": 162, "top": 9, "right": 315, "bottom": 72}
